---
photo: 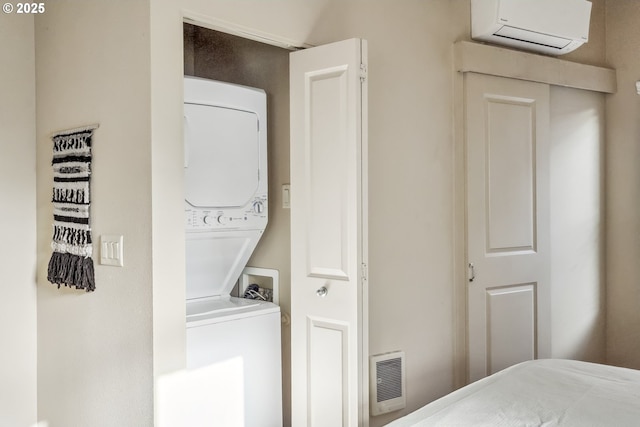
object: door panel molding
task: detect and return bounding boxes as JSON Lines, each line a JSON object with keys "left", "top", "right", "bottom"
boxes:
{"left": 304, "top": 65, "right": 351, "bottom": 281}
{"left": 308, "top": 317, "right": 349, "bottom": 426}
{"left": 484, "top": 95, "right": 537, "bottom": 255}
{"left": 486, "top": 283, "right": 537, "bottom": 375}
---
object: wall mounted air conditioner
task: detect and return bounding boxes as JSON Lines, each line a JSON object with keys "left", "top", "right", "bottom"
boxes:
{"left": 471, "top": 0, "right": 592, "bottom": 56}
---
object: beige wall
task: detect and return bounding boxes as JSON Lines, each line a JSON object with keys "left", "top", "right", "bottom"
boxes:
{"left": 0, "top": 12, "right": 37, "bottom": 427}
{"left": 35, "top": 2, "right": 154, "bottom": 426}
{"left": 550, "top": 86, "right": 606, "bottom": 363}
{"left": 605, "top": 0, "right": 640, "bottom": 369}
{"left": 564, "top": 0, "right": 607, "bottom": 67}
{"left": 149, "top": 0, "right": 187, "bottom": 392}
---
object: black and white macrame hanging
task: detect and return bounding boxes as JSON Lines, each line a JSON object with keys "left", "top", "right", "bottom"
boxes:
{"left": 47, "top": 125, "right": 98, "bottom": 292}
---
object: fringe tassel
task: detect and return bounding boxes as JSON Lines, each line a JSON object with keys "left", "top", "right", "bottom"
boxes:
{"left": 47, "top": 252, "right": 95, "bottom": 292}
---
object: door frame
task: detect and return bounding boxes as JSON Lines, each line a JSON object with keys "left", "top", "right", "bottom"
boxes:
{"left": 180, "top": 15, "right": 304, "bottom": 426}
{"left": 183, "top": 11, "right": 313, "bottom": 50}
{"left": 452, "top": 41, "right": 617, "bottom": 388}
{"left": 181, "top": 15, "right": 370, "bottom": 426}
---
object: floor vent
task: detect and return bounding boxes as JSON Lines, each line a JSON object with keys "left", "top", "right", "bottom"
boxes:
{"left": 370, "top": 351, "right": 406, "bottom": 416}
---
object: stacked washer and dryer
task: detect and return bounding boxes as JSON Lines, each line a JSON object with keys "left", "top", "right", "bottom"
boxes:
{"left": 183, "top": 76, "right": 282, "bottom": 426}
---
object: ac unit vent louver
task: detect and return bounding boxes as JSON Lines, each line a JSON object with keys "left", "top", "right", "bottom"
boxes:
{"left": 493, "top": 26, "right": 572, "bottom": 50}
{"left": 370, "top": 351, "right": 406, "bottom": 416}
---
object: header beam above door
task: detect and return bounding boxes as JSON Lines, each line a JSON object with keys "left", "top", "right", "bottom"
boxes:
{"left": 454, "top": 41, "right": 616, "bottom": 94}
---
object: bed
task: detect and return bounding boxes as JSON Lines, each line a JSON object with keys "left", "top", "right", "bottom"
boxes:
{"left": 386, "top": 359, "right": 640, "bottom": 426}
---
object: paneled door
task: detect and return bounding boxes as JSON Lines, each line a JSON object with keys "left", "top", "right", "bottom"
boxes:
{"left": 290, "top": 39, "right": 369, "bottom": 427}
{"left": 465, "top": 73, "right": 551, "bottom": 382}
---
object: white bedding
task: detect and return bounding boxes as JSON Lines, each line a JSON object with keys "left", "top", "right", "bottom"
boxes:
{"left": 386, "top": 359, "right": 640, "bottom": 427}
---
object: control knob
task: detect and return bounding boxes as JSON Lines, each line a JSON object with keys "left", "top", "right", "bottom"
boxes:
{"left": 253, "top": 201, "right": 265, "bottom": 214}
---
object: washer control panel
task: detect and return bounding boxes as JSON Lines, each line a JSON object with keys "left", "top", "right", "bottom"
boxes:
{"left": 185, "top": 195, "right": 268, "bottom": 231}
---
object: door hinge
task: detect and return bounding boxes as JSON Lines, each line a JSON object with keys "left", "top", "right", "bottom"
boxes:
{"left": 361, "top": 263, "right": 368, "bottom": 281}
{"left": 360, "top": 63, "right": 368, "bottom": 83}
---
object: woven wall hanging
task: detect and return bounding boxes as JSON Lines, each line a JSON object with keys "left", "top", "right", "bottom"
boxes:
{"left": 47, "top": 125, "right": 98, "bottom": 292}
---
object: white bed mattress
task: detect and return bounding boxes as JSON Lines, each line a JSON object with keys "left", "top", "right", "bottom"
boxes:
{"left": 386, "top": 359, "right": 640, "bottom": 426}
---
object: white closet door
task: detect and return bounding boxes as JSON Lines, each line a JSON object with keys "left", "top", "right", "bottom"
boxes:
{"left": 465, "top": 73, "right": 551, "bottom": 382}
{"left": 290, "top": 38, "right": 368, "bottom": 427}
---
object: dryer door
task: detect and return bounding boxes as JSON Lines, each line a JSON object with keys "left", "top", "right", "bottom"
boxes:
{"left": 184, "top": 103, "right": 260, "bottom": 208}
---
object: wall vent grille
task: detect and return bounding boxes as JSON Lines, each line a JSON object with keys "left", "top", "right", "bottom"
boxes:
{"left": 370, "top": 351, "right": 406, "bottom": 416}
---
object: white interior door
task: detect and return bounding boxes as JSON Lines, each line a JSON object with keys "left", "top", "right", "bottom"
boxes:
{"left": 465, "top": 73, "right": 551, "bottom": 382}
{"left": 290, "top": 38, "right": 368, "bottom": 427}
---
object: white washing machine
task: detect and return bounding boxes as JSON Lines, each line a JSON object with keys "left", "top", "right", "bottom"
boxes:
{"left": 184, "top": 76, "right": 282, "bottom": 426}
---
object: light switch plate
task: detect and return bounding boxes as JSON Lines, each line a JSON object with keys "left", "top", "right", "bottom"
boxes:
{"left": 282, "top": 184, "right": 291, "bottom": 209}
{"left": 100, "top": 235, "right": 123, "bottom": 267}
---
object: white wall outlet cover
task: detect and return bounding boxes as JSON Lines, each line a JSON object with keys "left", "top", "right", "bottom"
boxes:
{"left": 636, "top": 81, "right": 640, "bottom": 95}
{"left": 100, "top": 234, "right": 124, "bottom": 267}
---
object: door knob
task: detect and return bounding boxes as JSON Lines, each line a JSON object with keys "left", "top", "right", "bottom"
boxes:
{"left": 316, "top": 286, "right": 328, "bottom": 297}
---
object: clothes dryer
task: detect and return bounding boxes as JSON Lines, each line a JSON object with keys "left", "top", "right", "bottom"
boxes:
{"left": 184, "top": 76, "right": 268, "bottom": 302}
